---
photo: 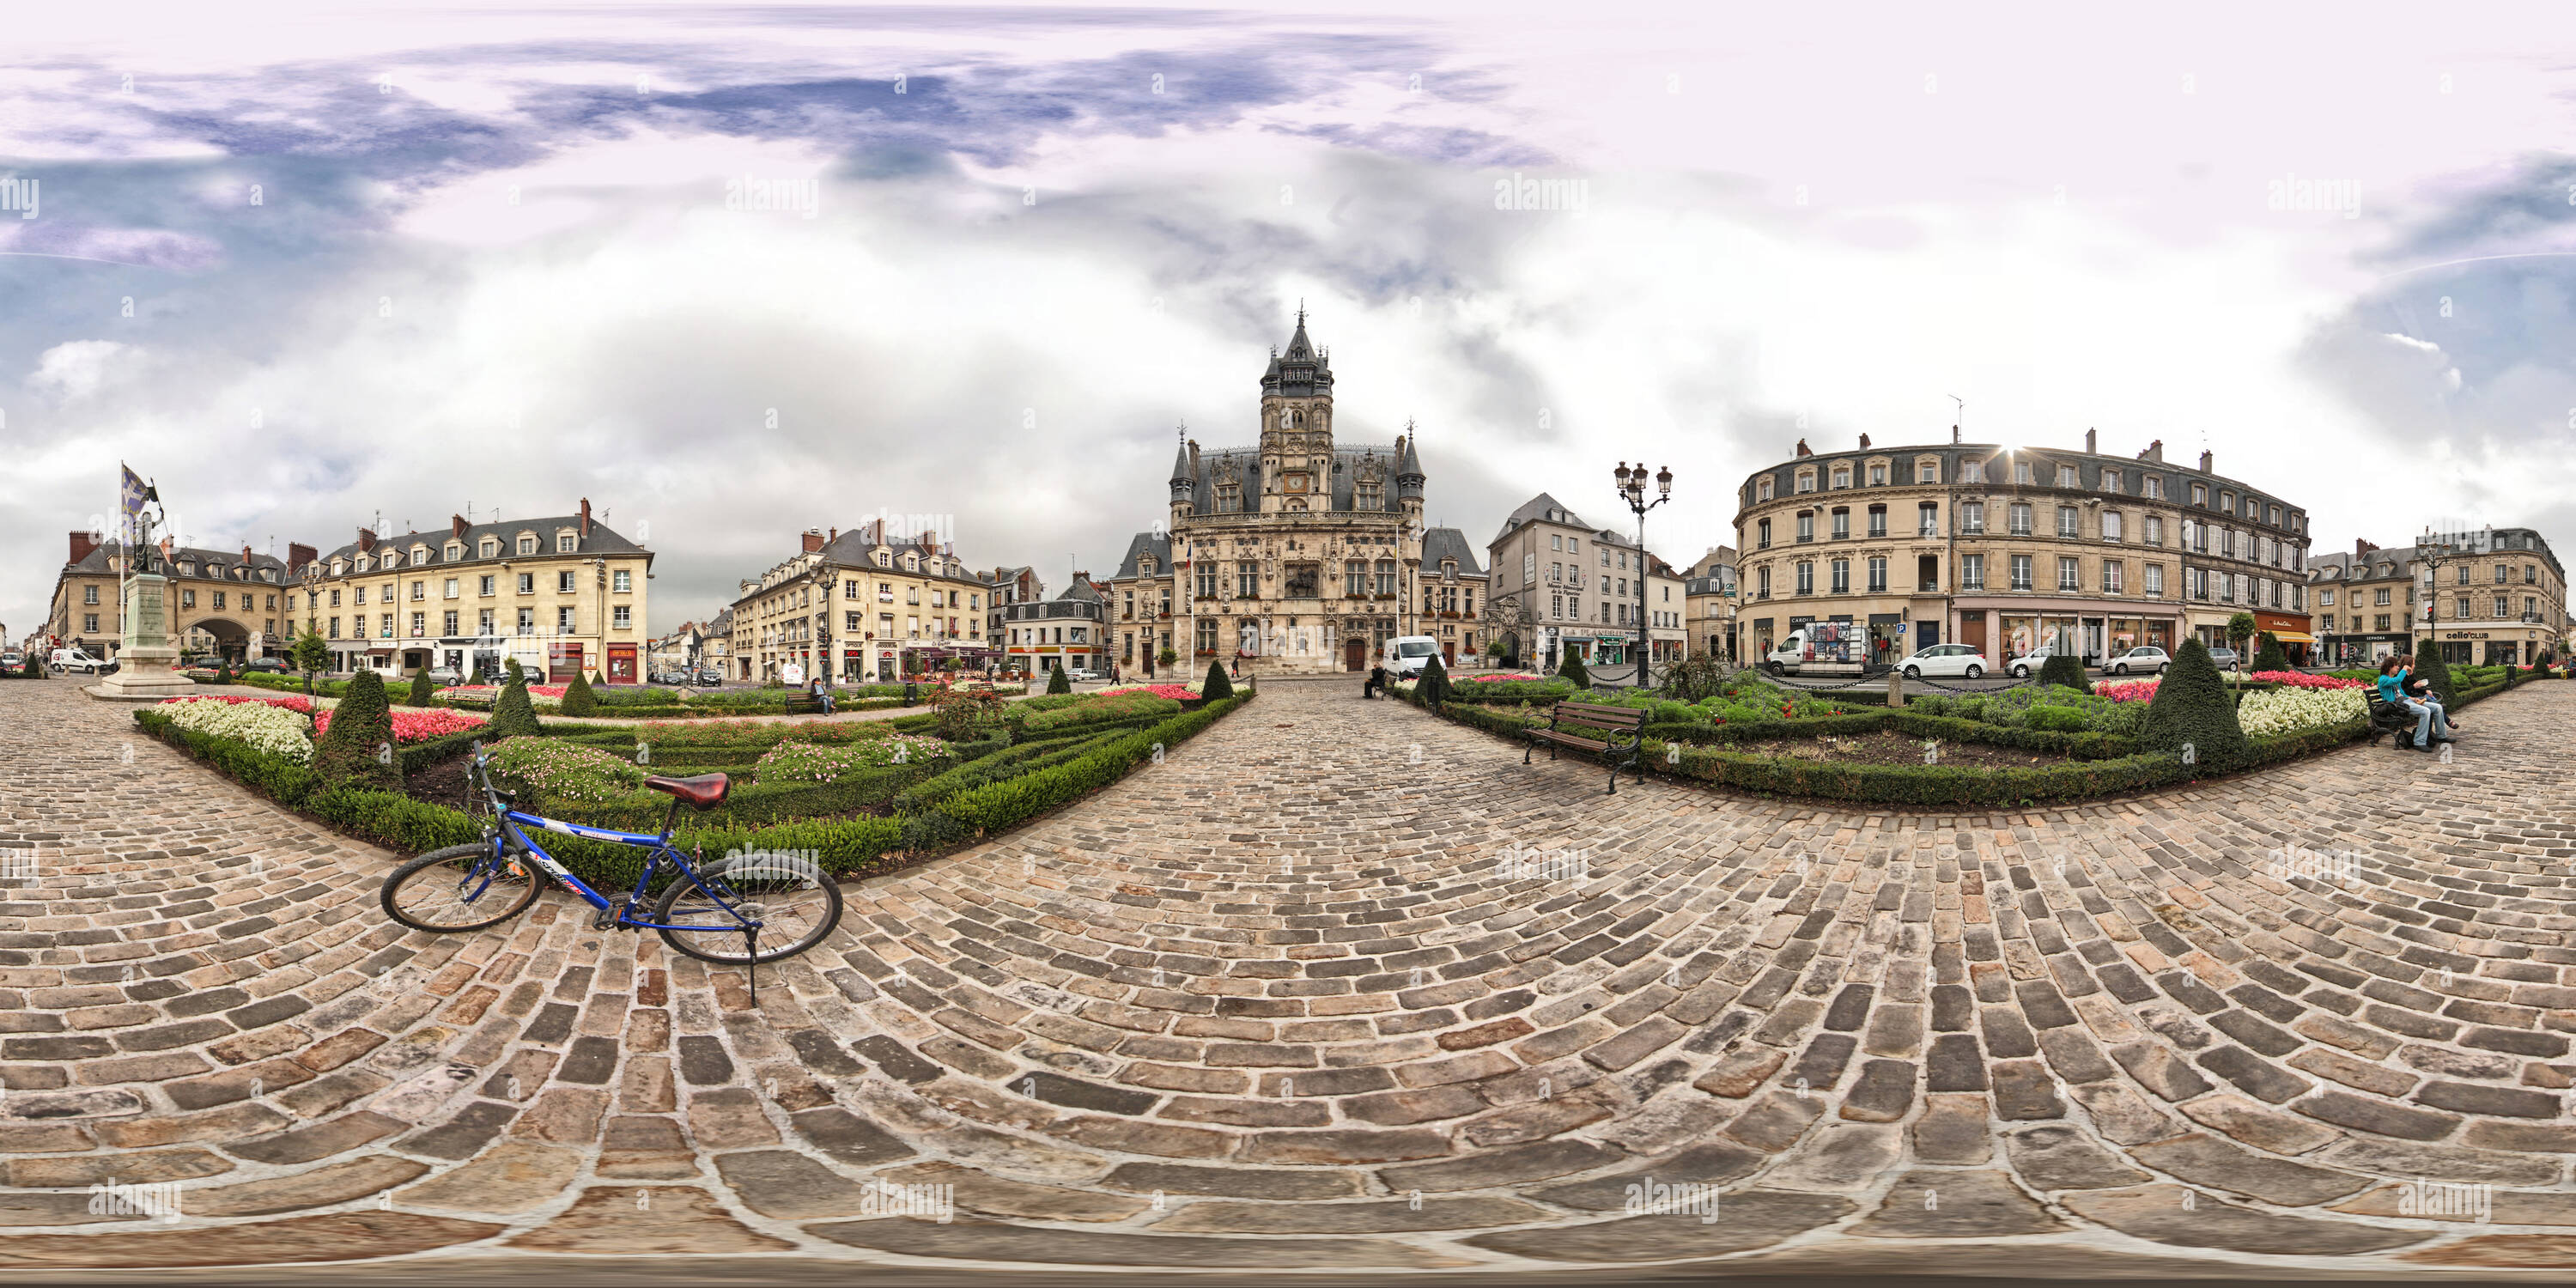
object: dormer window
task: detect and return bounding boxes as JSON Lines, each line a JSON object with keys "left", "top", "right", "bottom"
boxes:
{"left": 874, "top": 550, "right": 890, "bottom": 568}
{"left": 1356, "top": 479, "right": 1382, "bottom": 509}
{"left": 1443, "top": 559, "right": 1458, "bottom": 579}
{"left": 1831, "top": 465, "right": 1851, "bottom": 489}
{"left": 331, "top": 560, "right": 345, "bottom": 576}
{"left": 904, "top": 554, "right": 920, "bottom": 571}
{"left": 1867, "top": 463, "right": 1886, "bottom": 486}
{"left": 180, "top": 562, "right": 196, "bottom": 577}
{"left": 384, "top": 550, "right": 401, "bottom": 568}
{"left": 1139, "top": 556, "right": 1156, "bottom": 575}
{"left": 446, "top": 542, "right": 462, "bottom": 561}
{"left": 557, "top": 532, "right": 577, "bottom": 553}
{"left": 1217, "top": 482, "right": 1242, "bottom": 513}
{"left": 517, "top": 534, "right": 538, "bottom": 556}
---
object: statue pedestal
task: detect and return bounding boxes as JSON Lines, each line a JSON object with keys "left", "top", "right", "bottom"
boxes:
{"left": 92, "top": 573, "right": 199, "bottom": 701}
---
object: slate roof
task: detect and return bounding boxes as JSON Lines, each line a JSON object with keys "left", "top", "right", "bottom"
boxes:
{"left": 1113, "top": 532, "right": 1172, "bottom": 580}
{"left": 1490, "top": 492, "right": 1589, "bottom": 545}
{"left": 64, "top": 543, "right": 290, "bottom": 581}
{"left": 1421, "top": 526, "right": 1485, "bottom": 576}
{"left": 1181, "top": 445, "right": 1410, "bottom": 516}
{"left": 311, "top": 515, "right": 647, "bottom": 572}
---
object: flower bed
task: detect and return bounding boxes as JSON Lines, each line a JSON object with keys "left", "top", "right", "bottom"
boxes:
{"left": 157, "top": 696, "right": 314, "bottom": 763}
{"left": 316, "top": 706, "right": 488, "bottom": 744}
{"left": 754, "top": 734, "right": 945, "bottom": 782}
{"left": 2248, "top": 671, "right": 2363, "bottom": 690}
{"left": 1100, "top": 683, "right": 1198, "bottom": 701}
{"left": 485, "top": 736, "right": 646, "bottom": 802}
{"left": 166, "top": 692, "right": 316, "bottom": 714}
{"left": 438, "top": 684, "right": 568, "bottom": 700}
{"left": 2236, "top": 686, "right": 2366, "bottom": 738}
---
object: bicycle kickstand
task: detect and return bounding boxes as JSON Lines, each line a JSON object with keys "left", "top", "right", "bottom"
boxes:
{"left": 744, "top": 926, "right": 759, "bottom": 1005}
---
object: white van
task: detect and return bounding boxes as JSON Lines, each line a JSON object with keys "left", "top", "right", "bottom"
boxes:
{"left": 1385, "top": 635, "right": 1442, "bottom": 678}
{"left": 1763, "top": 623, "right": 1865, "bottom": 676}
{"left": 51, "top": 647, "right": 117, "bottom": 675}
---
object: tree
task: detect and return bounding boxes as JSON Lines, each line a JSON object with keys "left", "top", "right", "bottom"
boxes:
{"left": 1046, "top": 660, "right": 1072, "bottom": 695}
{"left": 313, "top": 668, "right": 402, "bottom": 792}
{"left": 23, "top": 650, "right": 48, "bottom": 679}
{"left": 214, "top": 659, "right": 234, "bottom": 687}
{"left": 1201, "top": 659, "right": 1234, "bottom": 700}
{"left": 2411, "top": 647, "right": 2456, "bottom": 708}
{"left": 407, "top": 667, "right": 434, "bottom": 707}
{"left": 1157, "top": 644, "right": 1180, "bottom": 668}
{"left": 505, "top": 657, "right": 526, "bottom": 685}
{"left": 2248, "top": 630, "right": 2287, "bottom": 673}
{"left": 1558, "top": 648, "right": 1590, "bottom": 688}
{"left": 290, "top": 627, "right": 331, "bottom": 696}
{"left": 2037, "top": 652, "right": 2092, "bottom": 695}
{"left": 489, "top": 671, "right": 544, "bottom": 738}
{"left": 2224, "top": 612, "right": 2257, "bottom": 661}
{"left": 1418, "top": 651, "right": 1449, "bottom": 708}
{"left": 2139, "top": 637, "right": 2246, "bottom": 773}
{"left": 560, "top": 667, "right": 600, "bottom": 716}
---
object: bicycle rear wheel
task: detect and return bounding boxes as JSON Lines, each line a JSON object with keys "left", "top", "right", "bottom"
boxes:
{"left": 653, "top": 855, "right": 842, "bottom": 963}
{"left": 383, "top": 841, "right": 539, "bottom": 932}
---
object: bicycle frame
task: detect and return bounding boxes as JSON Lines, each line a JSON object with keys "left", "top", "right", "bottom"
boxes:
{"left": 463, "top": 744, "right": 758, "bottom": 934}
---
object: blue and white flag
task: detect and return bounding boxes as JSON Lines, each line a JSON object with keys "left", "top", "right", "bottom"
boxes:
{"left": 118, "top": 465, "right": 148, "bottom": 545}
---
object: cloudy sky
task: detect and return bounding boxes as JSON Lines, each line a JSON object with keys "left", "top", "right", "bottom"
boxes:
{"left": 6, "top": 0, "right": 2575, "bottom": 637}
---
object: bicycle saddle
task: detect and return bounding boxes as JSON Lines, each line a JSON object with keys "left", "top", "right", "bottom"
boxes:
{"left": 643, "top": 773, "right": 730, "bottom": 808}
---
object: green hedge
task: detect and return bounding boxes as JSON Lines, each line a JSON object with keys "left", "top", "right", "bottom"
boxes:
{"left": 940, "top": 694, "right": 1252, "bottom": 834}
{"left": 538, "top": 761, "right": 939, "bottom": 831}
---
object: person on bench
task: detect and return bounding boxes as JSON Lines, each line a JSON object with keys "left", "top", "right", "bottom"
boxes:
{"left": 1364, "top": 663, "right": 1386, "bottom": 699}
{"left": 2377, "top": 654, "right": 2451, "bottom": 751}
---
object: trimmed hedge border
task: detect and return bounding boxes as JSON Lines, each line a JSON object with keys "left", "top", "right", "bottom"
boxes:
{"left": 137, "top": 690, "right": 1254, "bottom": 884}
{"left": 1406, "top": 669, "right": 2522, "bottom": 807}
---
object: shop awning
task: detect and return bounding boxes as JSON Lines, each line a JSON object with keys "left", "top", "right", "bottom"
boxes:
{"left": 2267, "top": 631, "right": 2318, "bottom": 644}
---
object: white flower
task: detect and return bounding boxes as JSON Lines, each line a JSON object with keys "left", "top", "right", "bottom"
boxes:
{"left": 159, "top": 696, "right": 314, "bottom": 763}
{"left": 2236, "top": 687, "right": 2365, "bottom": 738}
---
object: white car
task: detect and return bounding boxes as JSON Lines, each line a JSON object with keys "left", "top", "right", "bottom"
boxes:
{"left": 1898, "top": 643, "right": 1986, "bottom": 679}
{"left": 2006, "top": 646, "right": 2060, "bottom": 678}
{"left": 51, "top": 647, "right": 117, "bottom": 675}
{"left": 2103, "top": 646, "right": 2170, "bottom": 676}
{"left": 1065, "top": 666, "right": 1097, "bottom": 683}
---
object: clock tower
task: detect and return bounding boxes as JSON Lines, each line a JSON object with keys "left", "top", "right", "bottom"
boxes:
{"left": 1258, "top": 307, "right": 1334, "bottom": 514}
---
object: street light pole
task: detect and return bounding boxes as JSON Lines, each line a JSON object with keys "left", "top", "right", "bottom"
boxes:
{"left": 1613, "top": 462, "right": 1674, "bottom": 687}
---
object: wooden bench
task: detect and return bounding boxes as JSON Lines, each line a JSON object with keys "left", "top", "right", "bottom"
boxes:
{"left": 783, "top": 691, "right": 827, "bottom": 715}
{"left": 1523, "top": 700, "right": 1649, "bottom": 794}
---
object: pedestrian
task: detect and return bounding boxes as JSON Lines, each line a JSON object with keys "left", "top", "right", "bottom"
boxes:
{"left": 1230, "top": 656, "right": 1241, "bottom": 681}
{"left": 811, "top": 673, "right": 835, "bottom": 715}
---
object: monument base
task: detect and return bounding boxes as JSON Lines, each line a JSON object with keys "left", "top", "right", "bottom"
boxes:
{"left": 91, "top": 646, "right": 197, "bottom": 701}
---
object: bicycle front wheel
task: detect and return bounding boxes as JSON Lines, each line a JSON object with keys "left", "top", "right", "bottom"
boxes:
{"left": 383, "top": 841, "right": 539, "bottom": 932}
{"left": 653, "top": 857, "right": 842, "bottom": 964}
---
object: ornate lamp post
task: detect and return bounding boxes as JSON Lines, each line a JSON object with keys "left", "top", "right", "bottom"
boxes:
{"left": 1613, "top": 462, "right": 1674, "bottom": 686}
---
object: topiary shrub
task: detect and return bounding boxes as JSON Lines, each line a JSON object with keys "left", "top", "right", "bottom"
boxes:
{"left": 1558, "top": 649, "right": 1590, "bottom": 688}
{"left": 1419, "top": 651, "right": 1449, "bottom": 708}
{"left": 408, "top": 667, "right": 434, "bottom": 707}
{"left": 2410, "top": 649, "right": 2455, "bottom": 708}
{"left": 2252, "top": 632, "right": 2291, "bottom": 673}
{"left": 2037, "top": 652, "right": 2091, "bottom": 695}
{"left": 2025, "top": 705, "right": 2088, "bottom": 732}
{"left": 213, "top": 659, "right": 234, "bottom": 686}
{"left": 2138, "top": 637, "right": 2245, "bottom": 772}
{"left": 1047, "top": 661, "right": 1072, "bottom": 695}
{"left": 489, "top": 672, "right": 545, "bottom": 738}
{"left": 560, "top": 668, "right": 600, "bottom": 716}
{"left": 1201, "top": 659, "right": 1234, "bottom": 701}
{"left": 505, "top": 657, "right": 526, "bottom": 685}
{"left": 312, "top": 669, "right": 402, "bottom": 792}
{"left": 21, "top": 652, "right": 43, "bottom": 679}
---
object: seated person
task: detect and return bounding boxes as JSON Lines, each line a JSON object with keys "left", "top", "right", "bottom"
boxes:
{"left": 2377, "top": 655, "right": 2452, "bottom": 750}
{"left": 1364, "top": 664, "right": 1386, "bottom": 698}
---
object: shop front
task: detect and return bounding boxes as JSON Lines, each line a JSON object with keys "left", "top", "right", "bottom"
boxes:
{"left": 605, "top": 643, "right": 638, "bottom": 684}
{"left": 547, "top": 642, "right": 585, "bottom": 684}
{"left": 1956, "top": 598, "right": 2182, "bottom": 668}
{"left": 2254, "top": 611, "right": 2315, "bottom": 665}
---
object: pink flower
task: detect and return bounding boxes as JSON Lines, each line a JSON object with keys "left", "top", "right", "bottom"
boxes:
{"left": 161, "top": 693, "right": 313, "bottom": 714}
{"left": 314, "top": 707, "right": 489, "bottom": 744}
{"left": 2249, "top": 670, "right": 2360, "bottom": 690}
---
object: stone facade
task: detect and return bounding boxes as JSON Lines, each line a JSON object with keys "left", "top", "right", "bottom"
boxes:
{"left": 1114, "top": 315, "right": 1473, "bottom": 676}
{"left": 46, "top": 534, "right": 301, "bottom": 664}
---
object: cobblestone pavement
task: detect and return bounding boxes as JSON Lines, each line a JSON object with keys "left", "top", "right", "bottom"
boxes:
{"left": 3, "top": 673, "right": 2573, "bottom": 1279}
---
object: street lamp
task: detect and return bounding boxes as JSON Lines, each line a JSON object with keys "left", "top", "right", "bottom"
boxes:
{"left": 1613, "top": 462, "right": 1674, "bottom": 687}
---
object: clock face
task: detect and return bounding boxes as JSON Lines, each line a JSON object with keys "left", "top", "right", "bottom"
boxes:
{"left": 1286, "top": 473, "right": 1309, "bottom": 492}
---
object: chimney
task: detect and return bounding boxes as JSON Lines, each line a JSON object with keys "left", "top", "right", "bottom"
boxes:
{"left": 69, "top": 530, "right": 98, "bottom": 566}
{"left": 452, "top": 513, "right": 469, "bottom": 540}
{"left": 242, "top": 544, "right": 253, "bottom": 567}
{"left": 2136, "top": 439, "right": 2162, "bottom": 462}
{"left": 356, "top": 527, "right": 377, "bottom": 553}
{"left": 828, "top": 527, "right": 837, "bottom": 543}
{"left": 579, "top": 497, "right": 592, "bottom": 538}
{"left": 1794, "top": 438, "right": 1813, "bottom": 458}
{"left": 2084, "top": 428, "right": 2097, "bottom": 454}
{"left": 1188, "top": 438, "right": 1201, "bottom": 482}
{"left": 1857, "top": 433, "right": 1871, "bottom": 449}
{"left": 289, "top": 542, "right": 317, "bottom": 574}
{"left": 801, "top": 528, "right": 826, "bottom": 555}
{"left": 2198, "top": 449, "right": 2213, "bottom": 473}
{"left": 919, "top": 527, "right": 936, "bottom": 552}
{"left": 1951, "top": 423, "right": 1960, "bottom": 444}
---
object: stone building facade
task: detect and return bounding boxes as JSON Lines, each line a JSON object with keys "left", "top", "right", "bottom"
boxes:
{"left": 1113, "top": 315, "right": 1471, "bottom": 676}
{"left": 48, "top": 534, "right": 303, "bottom": 664}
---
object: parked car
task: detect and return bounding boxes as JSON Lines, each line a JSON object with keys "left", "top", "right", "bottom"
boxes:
{"left": 1065, "top": 666, "right": 1097, "bottom": 683}
{"left": 1899, "top": 643, "right": 1986, "bottom": 679}
{"left": 696, "top": 668, "right": 724, "bottom": 686}
{"left": 2005, "top": 645, "right": 2058, "bottom": 678}
{"left": 2103, "top": 646, "right": 2169, "bottom": 676}
{"left": 2206, "top": 647, "right": 2240, "bottom": 669}
{"left": 1, "top": 651, "right": 22, "bottom": 672}
{"left": 240, "top": 657, "right": 289, "bottom": 673}
{"left": 425, "top": 666, "right": 464, "bottom": 686}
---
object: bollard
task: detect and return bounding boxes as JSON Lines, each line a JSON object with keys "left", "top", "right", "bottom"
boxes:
{"left": 1887, "top": 667, "right": 1905, "bottom": 708}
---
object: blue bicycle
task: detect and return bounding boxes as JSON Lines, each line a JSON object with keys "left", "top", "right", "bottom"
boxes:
{"left": 379, "top": 740, "right": 841, "bottom": 965}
